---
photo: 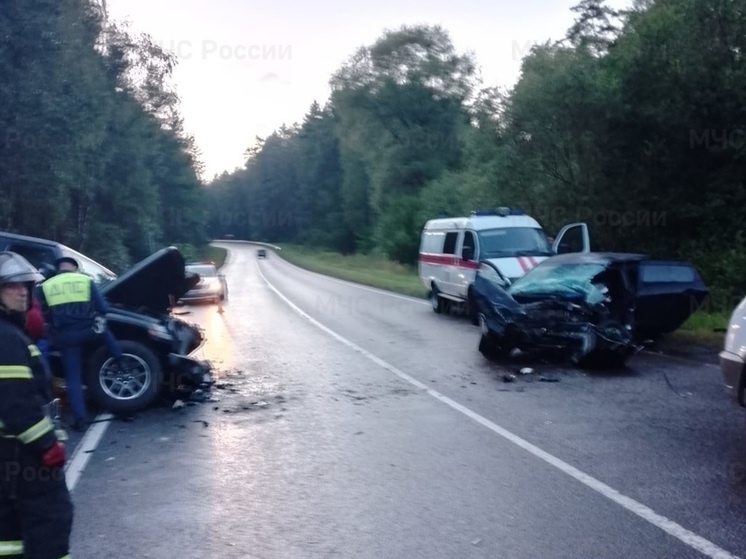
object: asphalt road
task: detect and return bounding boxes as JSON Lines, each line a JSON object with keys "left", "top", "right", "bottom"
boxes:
{"left": 67, "top": 241, "right": 746, "bottom": 559}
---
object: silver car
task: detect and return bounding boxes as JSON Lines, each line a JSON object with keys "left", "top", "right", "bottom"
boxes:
{"left": 719, "top": 296, "right": 746, "bottom": 408}
{"left": 181, "top": 262, "right": 228, "bottom": 304}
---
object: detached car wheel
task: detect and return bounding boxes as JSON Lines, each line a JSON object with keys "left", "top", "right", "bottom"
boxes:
{"left": 87, "top": 340, "right": 162, "bottom": 414}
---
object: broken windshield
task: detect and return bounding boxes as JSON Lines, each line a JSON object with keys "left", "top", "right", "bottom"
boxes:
{"left": 477, "top": 227, "right": 552, "bottom": 258}
{"left": 508, "top": 262, "right": 608, "bottom": 300}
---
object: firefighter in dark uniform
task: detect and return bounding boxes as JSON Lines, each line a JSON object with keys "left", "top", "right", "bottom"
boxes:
{"left": 37, "top": 256, "right": 123, "bottom": 431}
{"left": 0, "top": 251, "right": 73, "bottom": 559}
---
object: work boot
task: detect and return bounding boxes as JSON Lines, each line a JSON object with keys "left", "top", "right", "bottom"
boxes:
{"left": 70, "top": 417, "right": 90, "bottom": 432}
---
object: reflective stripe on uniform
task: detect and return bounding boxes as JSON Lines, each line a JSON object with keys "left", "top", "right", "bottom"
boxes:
{"left": 28, "top": 344, "right": 41, "bottom": 358}
{"left": 17, "top": 417, "right": 54, "bottom": 444}
{"left": 0, "top": 540, "right": 23, "bottom": 555}
{"left": 0, "top": 366, "right": 32, "bottom": 380}
{"left": 0, "top": 418, "right": 13, "bottom": 438}
{"left": 58, "top": 555, "right": 71, "bottom": 559}
{"left": 41, "top": 273, "right": 91, "bottom": 306}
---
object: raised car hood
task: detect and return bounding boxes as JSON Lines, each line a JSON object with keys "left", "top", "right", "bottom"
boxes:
{"left": 101, "top": 247, "right": 199, "bottom": 314}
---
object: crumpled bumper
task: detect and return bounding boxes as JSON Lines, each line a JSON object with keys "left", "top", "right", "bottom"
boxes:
{"left": 719, "top": 350, "right": 745, "bottom": 406}
{"left": 168, "top": 353, "right": 214, "bottom": 391}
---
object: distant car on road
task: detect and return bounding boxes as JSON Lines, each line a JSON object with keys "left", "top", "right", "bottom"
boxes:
{"left": 257, "top": 248, "right": 267, "bottom": 258}
{"left": 182, "top": 262, "right": 228, "bottom": 304}
{"left": 720, "top": 296, "right": 746, "bottom": 410}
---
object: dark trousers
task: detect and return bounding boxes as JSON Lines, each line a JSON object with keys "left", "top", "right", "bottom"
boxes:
{"left": 54, "top": 328, "right": 123, "bottom": 421}
{"left": 0, "top": 444, "right": 74, "bottom": 559}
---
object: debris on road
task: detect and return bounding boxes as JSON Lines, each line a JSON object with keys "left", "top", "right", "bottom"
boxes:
{"left": 172, "top": 400, "right": 186, "bottom": 410}
{"left": 190, "top": 389, "right": 208, "bottom": 402}
{"left": 539, "top": 376, "right": 560, "bottom": 383}
{"left": 519, "top": 367, "right": 534, "bottom": 375}
{"left": 502, "top": 374, "right": 516, "bottom": 383}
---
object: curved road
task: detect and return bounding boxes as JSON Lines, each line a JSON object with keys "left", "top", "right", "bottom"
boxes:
{"left": 68, "top": 241, "right": 746, "bottom": 559}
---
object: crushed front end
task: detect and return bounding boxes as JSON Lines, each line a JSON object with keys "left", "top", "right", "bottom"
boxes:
{"left": 150, "top": 315, "right": 214, "bottom": 400}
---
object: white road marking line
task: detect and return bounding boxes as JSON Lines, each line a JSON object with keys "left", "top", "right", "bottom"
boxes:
{"left": 65, "top": 413, "right": 113, "bottom": 493}
{"left": 258, "top": 263, "right": 742, "bottom": 559}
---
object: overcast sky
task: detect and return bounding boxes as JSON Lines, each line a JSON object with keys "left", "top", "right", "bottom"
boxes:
{"left": 105, "top": 0, "right": 632, "bottom": 180}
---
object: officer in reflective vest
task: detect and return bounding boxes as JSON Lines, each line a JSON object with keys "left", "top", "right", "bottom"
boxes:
{"left": 38, "top": 256, "right": 123, "bottom": 432}
{"left": 0, "top": 251, "right": 73, "bottom": 559}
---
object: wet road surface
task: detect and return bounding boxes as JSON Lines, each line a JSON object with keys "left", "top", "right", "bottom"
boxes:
{"left": 67, "top": 241, "right": 746, "bottom": 558}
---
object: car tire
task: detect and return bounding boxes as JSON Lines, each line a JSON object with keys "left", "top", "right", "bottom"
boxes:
{"left": 430, "top": 285, "right": 446, "bottom": 314}
{"left": 466, "top": 287, "right": 479, "bottom": 325}
{"left": 575, "top": 347, "right": 630, "bottom": 370}
{"left": 478, "top": 332, "right": 511, "bottom": 359}
{"left": 86, "top": 340, "right": 162, "bottom": 414}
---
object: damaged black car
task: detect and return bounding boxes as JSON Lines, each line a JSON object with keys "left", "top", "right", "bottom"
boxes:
{"left": 473, "top": 252, "right": 708, "bottom": 368}
{"left": 0, "top": 231, "right": 213, "bottom": 413}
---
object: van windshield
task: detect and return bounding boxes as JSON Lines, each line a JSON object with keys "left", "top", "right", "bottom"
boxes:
{"left": 477, "top": 227, "right": 552, "bottom": 258}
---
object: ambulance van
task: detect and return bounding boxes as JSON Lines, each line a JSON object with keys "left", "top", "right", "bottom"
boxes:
{"left": 418, "top": 208, "right": 590, "bottom": 322}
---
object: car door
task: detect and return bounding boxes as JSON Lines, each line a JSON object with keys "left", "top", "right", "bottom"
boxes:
{"left": 440, "top": 231, "right": 461, "bottom": 297}
{"left": 632, "top": 260, "right": 708, "bottom": 338}
{"left": 552, "top": 223, "right": 591, "bottom": 254}
{"left": 456, "top": 230, "right": 478, "bottom": 298}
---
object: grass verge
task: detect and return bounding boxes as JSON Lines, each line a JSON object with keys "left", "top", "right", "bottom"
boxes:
{"left": 669, "top": 309, "right": 728, "bottom": 350}
{"left": 276, "top": 243, "right": 729, "bottom": 351}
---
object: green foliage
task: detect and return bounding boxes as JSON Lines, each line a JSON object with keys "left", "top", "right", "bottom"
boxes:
{"left": 174, "top": 244, "right": 227, "bottom": 268}
{"left": 0, "top": 0, "right": 206, "bottom": 266}
{"left": 204, "top": 2, "right": 746, "bottom": 311}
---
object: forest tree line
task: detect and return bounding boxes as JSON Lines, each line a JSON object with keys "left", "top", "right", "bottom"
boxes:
{"left": 0, "top": 0, "right": 207, "bottom": 271}
{"left": 205, "top": 0, "right": 746, "bottom": 310}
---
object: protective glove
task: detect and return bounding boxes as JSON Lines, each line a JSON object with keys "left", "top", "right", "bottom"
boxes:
{"left": 41, "top": 441, "right": 66, "bottom": 468}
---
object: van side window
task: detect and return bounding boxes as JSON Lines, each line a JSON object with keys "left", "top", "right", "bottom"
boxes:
{"left": 420, "top": 231, "right": 445, "bottom": 253}
{"left": 443, "top": 232, "right": 458, "bottom": 254}
{"left": 462, "top": 231, "right": 476, "bottom": 260}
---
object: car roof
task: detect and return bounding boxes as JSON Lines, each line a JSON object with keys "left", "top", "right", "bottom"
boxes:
{"left": 538, "top": 252, "right": 650, "bottom": 265}
{"left": 0, "top": 231, "right": 61, "bottom": 248}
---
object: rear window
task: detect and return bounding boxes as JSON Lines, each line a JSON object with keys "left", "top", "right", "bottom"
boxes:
{"left": 420, "top": 231, "right": 445, "bottom": 253}
{"left": 186, "top": 265, "right": 217, "bottom": 277}
{"left": 640, "top": 264, "right": 696, "bottom": 283}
